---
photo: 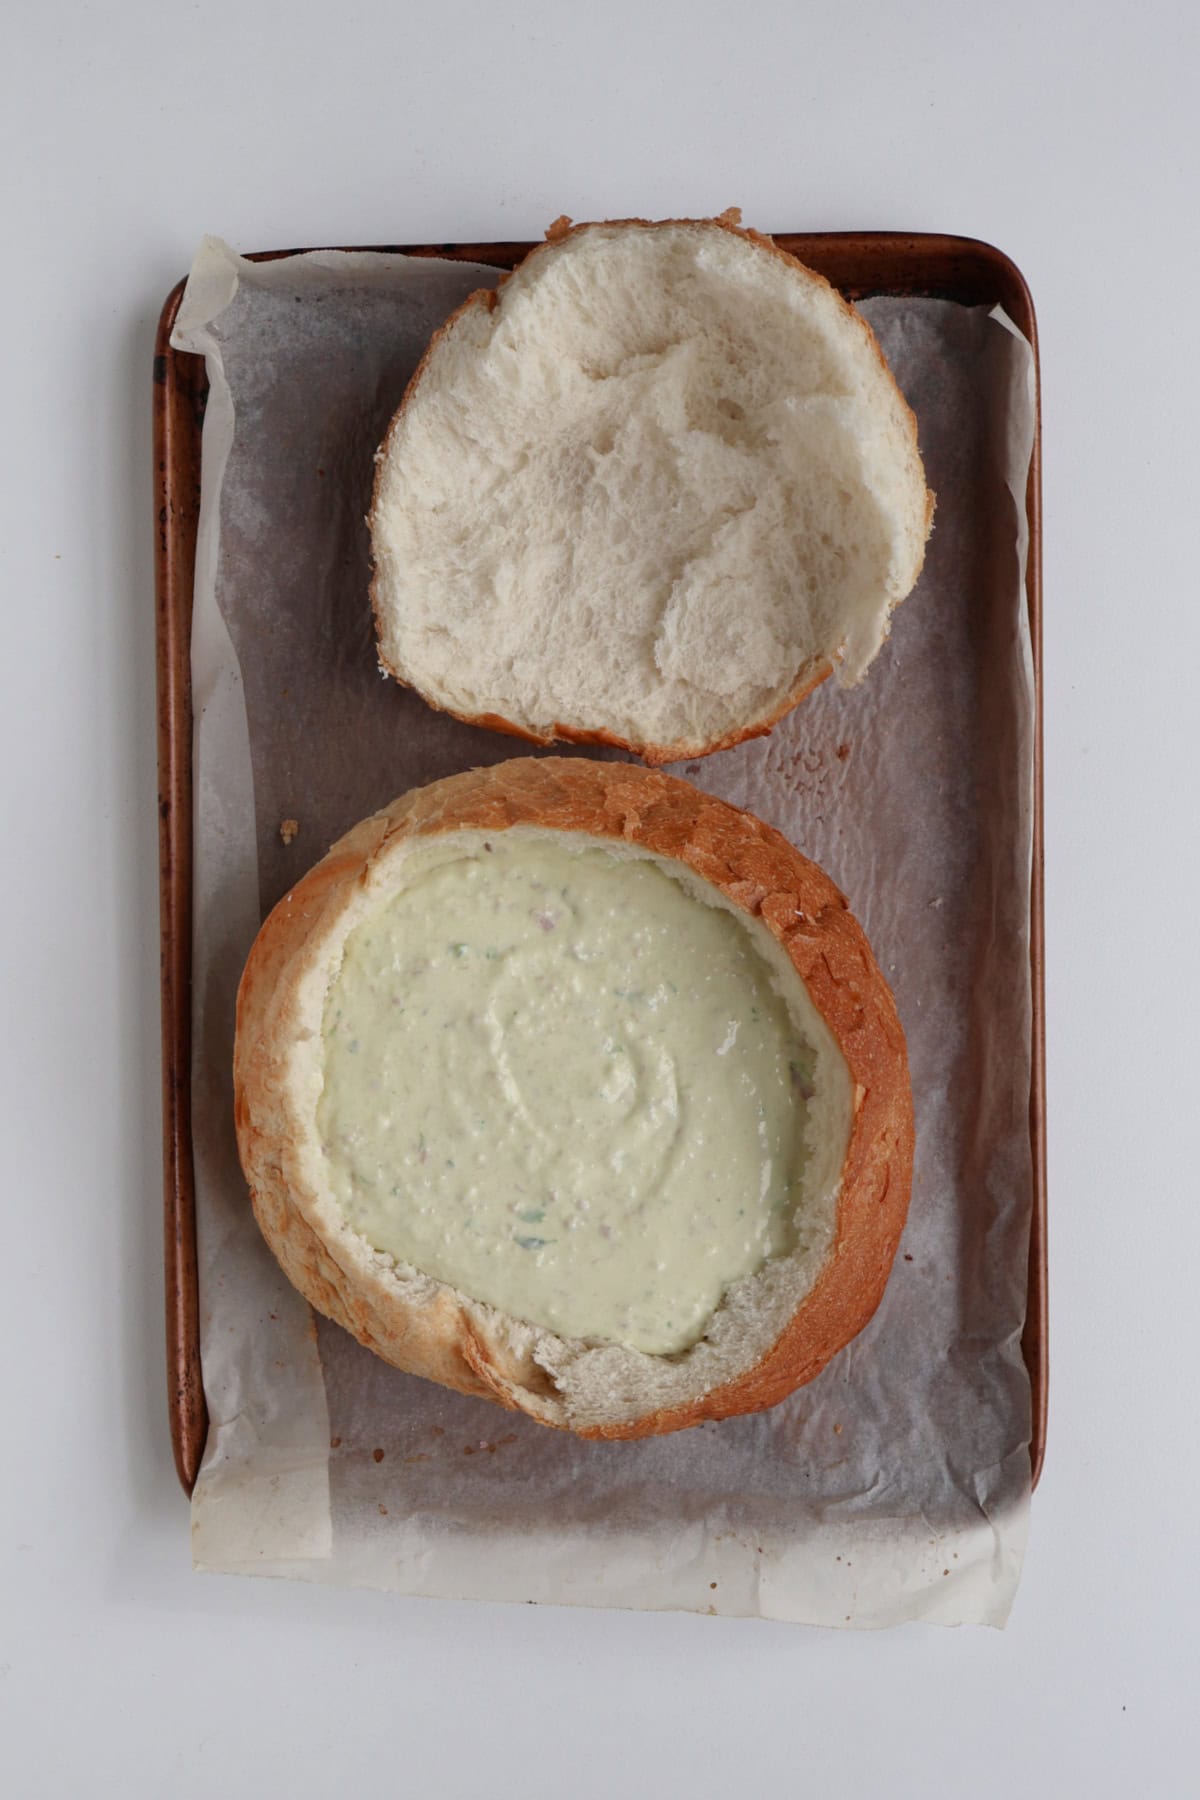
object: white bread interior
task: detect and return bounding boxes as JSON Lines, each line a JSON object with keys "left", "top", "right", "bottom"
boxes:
{"left": 371, "top": 218, "right": 933, "bottom": 762}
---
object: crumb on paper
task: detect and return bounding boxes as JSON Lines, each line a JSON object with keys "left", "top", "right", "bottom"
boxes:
{"left": 279, "top": 817, "right": 300, "bottom": 845}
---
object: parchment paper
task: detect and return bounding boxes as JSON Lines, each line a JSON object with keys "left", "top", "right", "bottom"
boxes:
{"left": 172, "top": 236, "right": 1036, "bottom": 1626}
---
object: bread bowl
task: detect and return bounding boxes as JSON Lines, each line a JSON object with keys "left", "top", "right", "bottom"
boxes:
{"left": 234, "top": 758, "right": 913, "bottom": 1436}
{"left": 369, "top": 214, "right": 933, "bottom": 764}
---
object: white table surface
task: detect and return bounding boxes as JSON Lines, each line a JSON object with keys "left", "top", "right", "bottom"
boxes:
{"left": 4, "top": 2, "right": 1198, "bottom": 1794}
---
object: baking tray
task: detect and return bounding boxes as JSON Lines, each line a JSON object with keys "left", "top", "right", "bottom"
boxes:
{"left": 154, "top": 232, "right": 1046, "bottom": 1498}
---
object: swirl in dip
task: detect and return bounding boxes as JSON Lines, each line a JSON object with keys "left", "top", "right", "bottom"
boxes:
{"left": 318, "top": 834, "right": 822, "bottom": 1355}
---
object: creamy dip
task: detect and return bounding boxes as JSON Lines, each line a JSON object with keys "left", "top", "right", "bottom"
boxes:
{"left": 318, "top": 836, "right": 818, "bottom": 1355}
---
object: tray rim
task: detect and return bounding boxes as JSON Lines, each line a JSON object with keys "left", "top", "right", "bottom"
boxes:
{"left": 154, "top": 229, "right": 1046, "bottom": 1498}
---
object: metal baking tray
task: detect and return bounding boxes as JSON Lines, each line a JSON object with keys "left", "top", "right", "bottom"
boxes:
{"left": 154, "top": 232, "right": 1046, "bottom": 1495}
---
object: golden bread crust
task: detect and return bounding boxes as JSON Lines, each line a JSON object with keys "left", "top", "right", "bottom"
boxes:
{"left": 235, "top": 758, "right": 913, "bottom": 1434}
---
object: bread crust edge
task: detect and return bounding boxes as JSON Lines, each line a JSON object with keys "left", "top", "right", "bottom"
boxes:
{"left": 234, "top": 757, "right": 914, "bottom": 1436}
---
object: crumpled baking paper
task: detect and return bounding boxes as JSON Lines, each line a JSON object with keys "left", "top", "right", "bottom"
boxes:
{"left": 172, "top": 235, "right": 1036, "bottom": 1625}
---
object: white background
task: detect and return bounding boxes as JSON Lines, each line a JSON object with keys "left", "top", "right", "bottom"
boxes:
{"left": 3, "top": 2, "right": 1197, "bottom": 1794}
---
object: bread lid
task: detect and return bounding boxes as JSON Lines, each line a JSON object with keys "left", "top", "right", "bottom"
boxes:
{"left": 234, "top": 759, "right": 913, "bottom": 1436}
{"left": 370, "top": 215, "right": 933, "bottom": 764}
